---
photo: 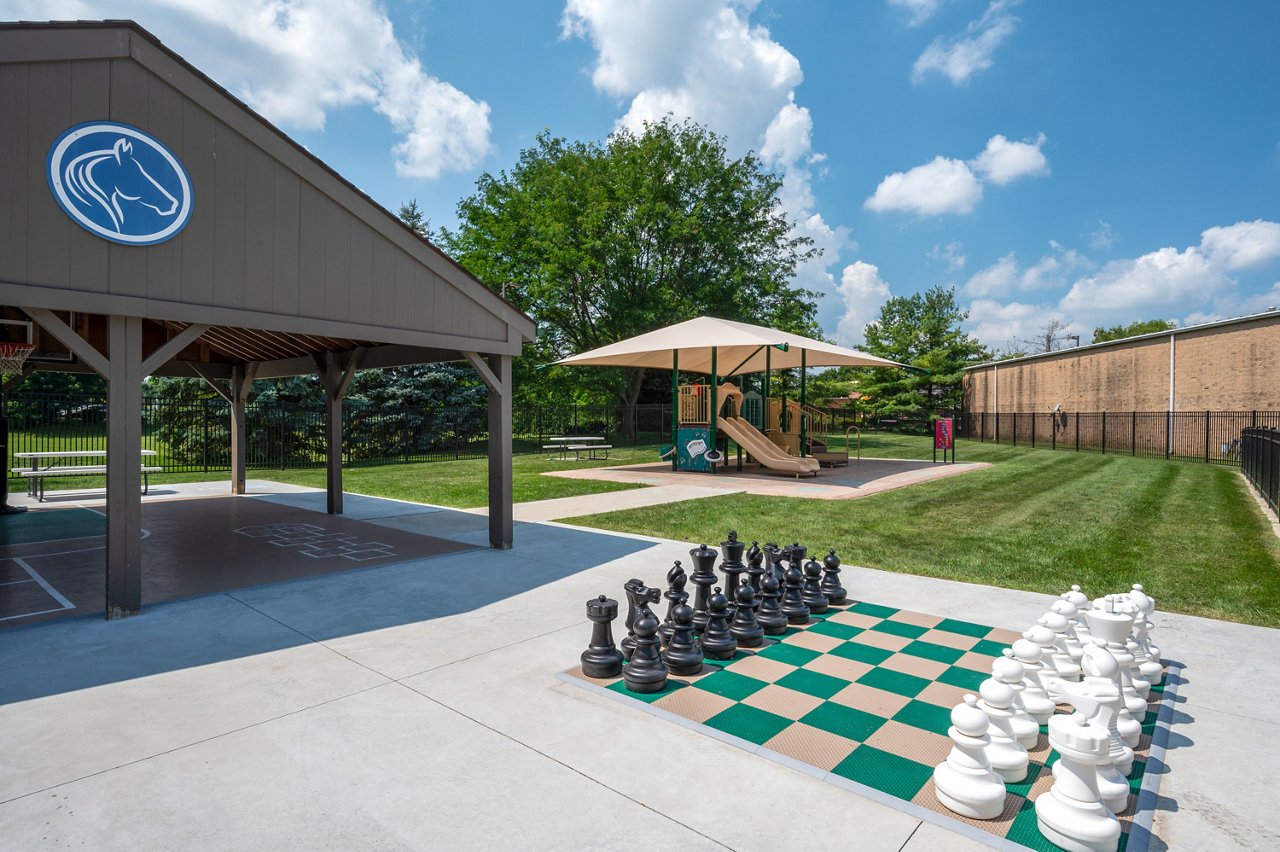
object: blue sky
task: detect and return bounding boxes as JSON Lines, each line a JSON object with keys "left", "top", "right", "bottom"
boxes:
{"left": 17, "top": 0, "right": 1280, "bottom": 351}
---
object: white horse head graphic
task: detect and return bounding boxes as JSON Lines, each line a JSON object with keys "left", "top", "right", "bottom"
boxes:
{"left": 63, "top": 138, "right": 178, "bottom": 233}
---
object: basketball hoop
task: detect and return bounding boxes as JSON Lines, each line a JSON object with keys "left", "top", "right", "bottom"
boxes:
{"left": 0, "top": 342, "right": 36, "bottom": 377}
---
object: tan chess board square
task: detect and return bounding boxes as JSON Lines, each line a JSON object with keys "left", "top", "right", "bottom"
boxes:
{"left": 851, "top": 630, "right": 913, "bottom": 652}
{"left": 802, "top": 653, "right": 874, "bottom": 683}
{"left": 743, "top": 683, "right": 827, "bottom": 720}
{"left": 918, "top": 629, "right": 982, "bottom": 651}
{"left": 915, "top": 679, "right": 973, "bottom": 709}
{"left": 830, "top": 681, "right": 913, "bottom": 717}
{"left": 728, "top": 654, "right": 799, "bottom": 684}
{"left": 1025, "top": 732, "right": 1052, "bottom": 762}
{"left": 1027, "top": 768, "right": 1055, "bottom": 803}
{"left": 986, "top": 627, "right": 1023, "bottom": 645}
{"left": 954, "top": 651, "right": 997, "bottom": 673}
{"left": 762, "top": 722, "right": 861, "bottom": 772}
{"left": 651, "top": 686, "right": 736, "bottom": 723}
{"left": 565, "top": 664, "right": 618, "bottom": 687}
{"left": 881, "top": 653, "right": 949, "bottom": 680}
{"left": 864, "top": 719, "right": 952, "bottom": 765}
{"left": 787, "top": 630, "right": 845, "bottom": 653}
{"left": 911, "top": 777, "right": 1023, "bottom": 834}
{"left": 826, "top": 610, "right": 883, "bottom": 629}
{"left": 888, "top": 610, "right": 943, "bottom": 628}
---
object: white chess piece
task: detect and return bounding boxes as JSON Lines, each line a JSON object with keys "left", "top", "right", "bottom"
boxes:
{"left": 1126, "top": 584, "right": 1164, "bottom": 686}
{"left": 1085, "top": 598, "right": 1147, "bottom": 740}
{"left": 1078, "top": 640, "right": 1136, "bottom": 808}
{"left": 976, "top": 678, "right": 1029, "bottom": 783}
{"left": 1034, "top": 711, "right": 1122, "bottom": 852}
{"left": 1040, "top": 611, "right": 1083, "bottom": 683}
{"left": 1063, "top": 585, "right": 1093, "bottom": 645}
{"left": 1010, "top": 641, "right": 1056, "bottom": 724}
{"left": 1051, "top": 598, "right": 1086, "bottom": 663}
{"left": 933, "top": 694, "right": 1009, "bottom": 820}
{"left": 992, "top": 654, "right": 1040, "bottom": 749}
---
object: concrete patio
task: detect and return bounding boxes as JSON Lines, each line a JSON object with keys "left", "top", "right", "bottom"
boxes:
{"left": 1, "top": 485, "right": 1276, "bottom": 850}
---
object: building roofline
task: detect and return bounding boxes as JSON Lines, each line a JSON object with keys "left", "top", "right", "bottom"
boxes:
{"left": 965, "top": 308, "right": 1280, "bottom": 370}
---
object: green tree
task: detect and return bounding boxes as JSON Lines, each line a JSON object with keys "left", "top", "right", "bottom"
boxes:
{"left": 439, "top": 117, "right": 820, "bottom": 422}
{"left": 1092, "top": 318, "right": 1176, "bottom": 343}
{"left": 859, "top": 286, "right": 988, "bottom": 415}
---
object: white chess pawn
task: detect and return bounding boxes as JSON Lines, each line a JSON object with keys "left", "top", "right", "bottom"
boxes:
{"left": 992, "top": 653, "right": 1040, "bottom": 749}
{"left": 1080, "top": 640, "right": 1136, "bottom": 794}
{"left": 1124, "top": 638, "right": 1153, "bottom": 700}
{"left": 1034, "top": 711, "right": 1121, "bottom": 852}
{"left": 1127, "top": 584, "right": 1163, "bottom": 686}
{"left": 1040, "top": 611, "right": 1083, "bottom": 683}
{"left": 933, "top": 694, "right": 1009, "bottom": 820}
{"left": 1063, "top": 585, "right": 1094, "bottom": 645}
{"left": 976, "top": 678, "right": 1029, "bottom": 783}
{"left": 1051, "top": 598, "right": 1086, "bottom": 663}
{"left": 1010, "top": 641, "right": 1056, "bottom": 724}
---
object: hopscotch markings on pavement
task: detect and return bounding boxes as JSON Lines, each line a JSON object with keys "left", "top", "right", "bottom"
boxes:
{"left": 235, "top": 523, "right": 397, "bottom": 561}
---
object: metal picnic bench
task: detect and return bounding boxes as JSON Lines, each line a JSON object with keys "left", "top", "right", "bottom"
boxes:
{"left": 541, "top": 436, "right": 612, "bottom": 460}
{"left": 11, "top": 450, "right": 162, "bottom": 502}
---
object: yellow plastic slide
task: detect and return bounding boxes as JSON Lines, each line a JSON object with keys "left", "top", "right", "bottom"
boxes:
{"left": 718, "top": 416, "right": 820, "bottom": 476}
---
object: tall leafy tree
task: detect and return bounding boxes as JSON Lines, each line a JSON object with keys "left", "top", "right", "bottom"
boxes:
{"left": 1092, "top": 318, "right": 1176, "bottom": 343}
{"left": 439, "top": 117, "right": 821, "bottom": 417}
{"left": 859, "top": 286, "right": 988, "bottom": 415}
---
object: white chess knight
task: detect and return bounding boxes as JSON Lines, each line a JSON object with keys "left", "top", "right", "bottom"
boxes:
{"left": 1034, "top": 709, "right": 1122, "bottom": 852}
{"left": 976, "top": 678, "right": 1029, "bottom": 783}
{"left": 1066, "top": 643, "right": 1133, "bottom": 813}
{"left": 1009, "top": 641, "right": 1056, "bottom": 724}
{"left": 933, "top": 694, "right": 1009, "bottom": 820}
{"left": 991, "top": 653, "right": 1040, "bottom": 749}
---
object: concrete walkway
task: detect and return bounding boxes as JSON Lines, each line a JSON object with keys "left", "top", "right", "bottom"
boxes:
{"left": 1, "top": 486, "right": 1277, "bottom": 850}
{"left": 467, "top": 482, "right": 746, "bottom": 522}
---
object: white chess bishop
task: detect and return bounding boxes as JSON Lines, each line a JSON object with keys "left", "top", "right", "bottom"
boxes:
{"left": 1034, "top": 709, "right": 1121, "bottom": 852}
{"left": 933, "top": 694, "right": 1009, "bottom": 820}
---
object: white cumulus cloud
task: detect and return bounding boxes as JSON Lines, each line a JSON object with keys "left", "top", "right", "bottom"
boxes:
{"left": 927, "top": 240, "right": 967, "bottom": 271}
{"left": 864, "top": 156, "right": 983, "bottom": 216}
{"left": 835, "top": 262, "right": 893, "bottom": 347}
{"left": 888, "top": 0, "right": 944, "bottom": 27}
{"left": 963, "top": 241, "right": 1091, "bottom": 298}
{"left": 971, "top": 132, "right": 1048, "bottom": 185}
{"left": 911, "top": 0, "right": 1020, "bottom": 85}
{"left": 1199, "top": 220, "right": 1280, "bottom": 270}
{"left": 19, "top": 0, "right": 492, "bottom": 179}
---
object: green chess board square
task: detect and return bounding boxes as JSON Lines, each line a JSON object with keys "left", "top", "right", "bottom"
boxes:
{"left": 933, "top": 618, "right": 992, "bottom": 638}
{"left": 856, "top": 667, "right": 931, "bottom": 698}
{"left": 1005, "top": 761, "right": 1047, "bottom": 798}
{"left": 802, "top": 701, "right": 888, "bottom": 741}
{"left": 694, "top": 670, "right": 768, "bottom": 701}
{"left": 606, "top": 678, "right": 687, "bottom": 704}
{"left": 763, "top": 626, "right": 804, "bottom": 641}
{"left": 701, "top": 650, "right": 753, "bottom": 668}
{"left": 1128, "top": 759, "right": 1146, "bottom": 793}
{"left": 849, "top": 601, "right": 899, "bottom": 619}
{"left": 806, "top": 609, "right": 836, "bottom": 621}
{"left": 891, "top": 699, "right": 953, "bottom": 735}
{"left": 900, "top": 640, "right": 965, "bottom": 665}
{"left": 1005, "top": 798, "right": 1061, "bottom": 852}
{"left": 830, "top": 640, "right": 893, "bottom": 666}
{"left": 831, "top": 745, "right": 933, "bottom": 800}
{"left": 870, "top": 620, "right": 929, "bottom": 639}
{"left": 775, "top": 668, "right": 849, "bottom": 700}
{"left": 969, "top": 638, "right": 1010, "bottom": 657}
{"left": 808, "top": 620, "right": 864, "bottom": 640}
{"left": 704, "top": 703, "right": 793, "bottom": 744}
{"left": 937, "top": 665, "right": 987, "bottom": 690}
{"left": 756, "top": 642, "right": 821, "bottom": 667}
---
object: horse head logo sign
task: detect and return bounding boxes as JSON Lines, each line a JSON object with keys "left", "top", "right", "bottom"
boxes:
{"left": 47, "top": 121, "right": 193, "bottom": 246}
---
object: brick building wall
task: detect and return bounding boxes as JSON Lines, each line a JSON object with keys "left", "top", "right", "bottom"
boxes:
{"left": 963, "top": 312, "right": 1280, "bottom": 413}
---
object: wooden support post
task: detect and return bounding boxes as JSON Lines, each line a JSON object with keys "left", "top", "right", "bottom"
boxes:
{"left": 486, "top": 354, "right": 513, "bottom": 549}
{"left": 229, "top": 363, "right": 259, "bottom": 495}
{"left": 106, "top": 315, "right": 143, "bottom": 619}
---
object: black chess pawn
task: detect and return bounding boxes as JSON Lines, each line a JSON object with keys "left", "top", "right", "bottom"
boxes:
{"left": 663, "top": 603, "right": 704, "bottom": 676}
{"left": 660, "top": 561, "right": 689, "bottom": 645}
{"left": 581, "top": 595, "right": 625, "bottom": 678}
{"left": 700, "top": 587, "right": 738, "bottom": 660}
{"left": 622, "top": 606, "right": 669, "bottom": 693}
{"left": 820, "top": 549, "right": 847, "bottom": 605}
{"left": 745, "top": 541, "right": 766, "bottom": 598}
{"left": 729, "top": 583, "right": 765, "bottom": 647}
{"left": 719, "top": 530, "right": 747, "bottom": 605}
{"left": 801, "top": 557, "right": 829, "bottom": 614}
{"left": 688, "top": 543, "right": 719, "bottom": 631}
{"left": 621, "top": 577, "right": 646, "bottom": 661}
{"left": 757, "top": 573, "right": 788, "bottom": 635}
{"left": 781, "top": 564, "right": 811, "bottom": 624}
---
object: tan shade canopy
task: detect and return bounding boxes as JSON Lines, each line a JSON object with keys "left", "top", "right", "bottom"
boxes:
{"left": 554, "top": 316, "right": 906, "bottom": 376}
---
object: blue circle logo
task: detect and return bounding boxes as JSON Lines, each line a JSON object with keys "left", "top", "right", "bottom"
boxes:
{"left": 47, "top": 121, "right": 194, "bottom": 246}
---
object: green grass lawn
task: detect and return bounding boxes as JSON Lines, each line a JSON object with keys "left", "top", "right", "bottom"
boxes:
{"left": 565, "top": 435, "right": 1280, "bottom": 627}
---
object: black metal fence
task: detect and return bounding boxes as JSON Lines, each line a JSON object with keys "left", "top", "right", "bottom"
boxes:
{"left": 957, "top": 410, "right": 1280, "bottom": 465}
{"left": 1242, "top": 428, "right": 1279, "bottom": 513}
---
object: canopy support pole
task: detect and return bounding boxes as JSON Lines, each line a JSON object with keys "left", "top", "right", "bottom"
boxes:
{"left": 671, "top": 349, "right": 679, "bottom": 471}
{"left": 709, "top": 347, "right": 718, "bottom": 471}
{"left": 800, "top": 348, "right": 807, "bottom": 457}
{"left": 764, "top": 348, "right": 770, "bottom": 431}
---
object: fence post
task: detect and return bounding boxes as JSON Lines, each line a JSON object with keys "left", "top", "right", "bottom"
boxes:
{"left": 1075, "top": 413, "right": 1080, "bottom": 452}
{"left": 1205, "top": 410, "right": 1210, "bottom": 463}
{"left": 1131, "top": 411, "right": 1136, "bottom": 456}
{"left": 1101, "top": 411, "right": 1106, "bottom": 454}
{"left": 1052, "top": 415, "right": 1056, "bottom": 451}
{"left": 203, "top": 398, "right": 210, "bottom": 473}
{"left": 1031, "top": 413, "right": 1036, "bottom": 448}
{"left": 1012, "top": 412, "right": 1017, "bottom": 446}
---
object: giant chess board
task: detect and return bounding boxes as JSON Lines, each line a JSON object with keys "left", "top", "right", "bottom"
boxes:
{"left": 560, "top": 600, "right": 1177, "bottom": 852}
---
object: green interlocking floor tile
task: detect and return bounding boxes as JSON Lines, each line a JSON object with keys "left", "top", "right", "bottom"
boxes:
{"left": 849, "top": 601, "right": 899, "bottom": 619}
{"left": 808, "top": 620, "right": 864, "bottom": 640}
{"left": 856, "top": 667, "right": 931, "bottom": 698}
{"left": 694, "top": 670, "right": 768, "bottom": 701}
{"left": 891, "top": 699, "right": 953, "bottom": 734}
{"left": 1005, "top": 799, "right": 1060, "bottom": 852}
{"left": 830, "top": 640, "right": 893, "bottom": 666}
{"left": 806, "top": 610, "right": 835, "bottom": 621}
{"left": 1142, "top": 709, "right": 1159, "bottom": 727}
{"left": 704, "top": 703, "right": 793, "bottom": 744}
{"left": 762, "top": 626, "right": 804, "bottom": 641}
{"left": 901, "top": 640, "right": 965, "bottom": 665}
{"left": 970, "top": 638, "right": 1010, "bottom": 657}
{"left": 606, "top": 678, "right": 687, "bottom": 704}
{"left": 776, "top": 668, "right": 849, "bottom": 700}
{"left": 937, "top": 665, "right": 987, "bottom": 690}
{"left": 1005, "top": 761, "right": 1047, "bottom": 798}
{"left": 757, "top": 642, "right": 821, "bottom": 667}
{"left": 701, "top": 650, "right": 753, "bottom": 668}
{"left": 802, "top": 700, "right": 887, "bottom": 741}
{"left": 831, "top": 745, "right": 932, "bottom": 799}
{"left": 871, "top": 620, "right": 929, "bottom": 639}
{"left": 934, "top": 618, "right": 992, "bottom": 638}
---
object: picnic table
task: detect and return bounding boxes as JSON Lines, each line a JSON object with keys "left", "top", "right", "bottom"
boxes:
{"left": 11, "top": 450, "right": 161, "bottom": 502}
{"left": 541, "top": 436, "right": 612, "bottom": 460}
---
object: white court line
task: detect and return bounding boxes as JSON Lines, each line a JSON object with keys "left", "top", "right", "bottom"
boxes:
{"left": 16, "top": 558, "right": 75, "bottom": 609}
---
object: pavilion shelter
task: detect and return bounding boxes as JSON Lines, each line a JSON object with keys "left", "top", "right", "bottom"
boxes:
{"left": 0, "top": 21, "right": 534, "bottom": 619}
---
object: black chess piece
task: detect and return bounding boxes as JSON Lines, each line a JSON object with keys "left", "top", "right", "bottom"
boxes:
{"left": 581, "top": 595, "right": 625, "bottom": 678}
{"left": 801, "top": 557, "right": 829, "bottom": 614}
{"left": 719, "top": 530, "right": 747, "bottom": 604}
{"left": 745, "top": 541, "right": 766, "bottom": 598}
{"left": 663, "top": 603, "right": 704, "bottom": 676}
{"left": 729, "top": 583, "right": 765, "bottom": 647}
{"left": 757, "top": 573, "right": 788, "bottom": 635}
{"left": 788, "top": 542, "right": 808, "bottom": 566}
{"left": 621, "top": 577, "right": 647, "bottom": 661}
{"left": 780, "top": 563, "right": 810, "bottom": 625}
{"left": 820, "top": 549, "right": 847, "bottom": 605}
{"left": 622, "top": 605, "right": 669, "bottom": 693}
{"left": 700, "top": 587, "right": 738, "bottom": 660}
{"left": 763, "top": 542, "right": 785, "bottom": 586}
{"left": 660, "top": 561, "right": 689, "bottom": 645}
{"left": 688, "top": 543, "right": 718, "bottom": 631}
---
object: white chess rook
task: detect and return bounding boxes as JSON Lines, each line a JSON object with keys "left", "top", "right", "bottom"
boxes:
{"left": 933, "top": 694, "right": 1009, "bottom": 820}
{"left": 1034, "top": 711, "right": 1121, "bottom": 852}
